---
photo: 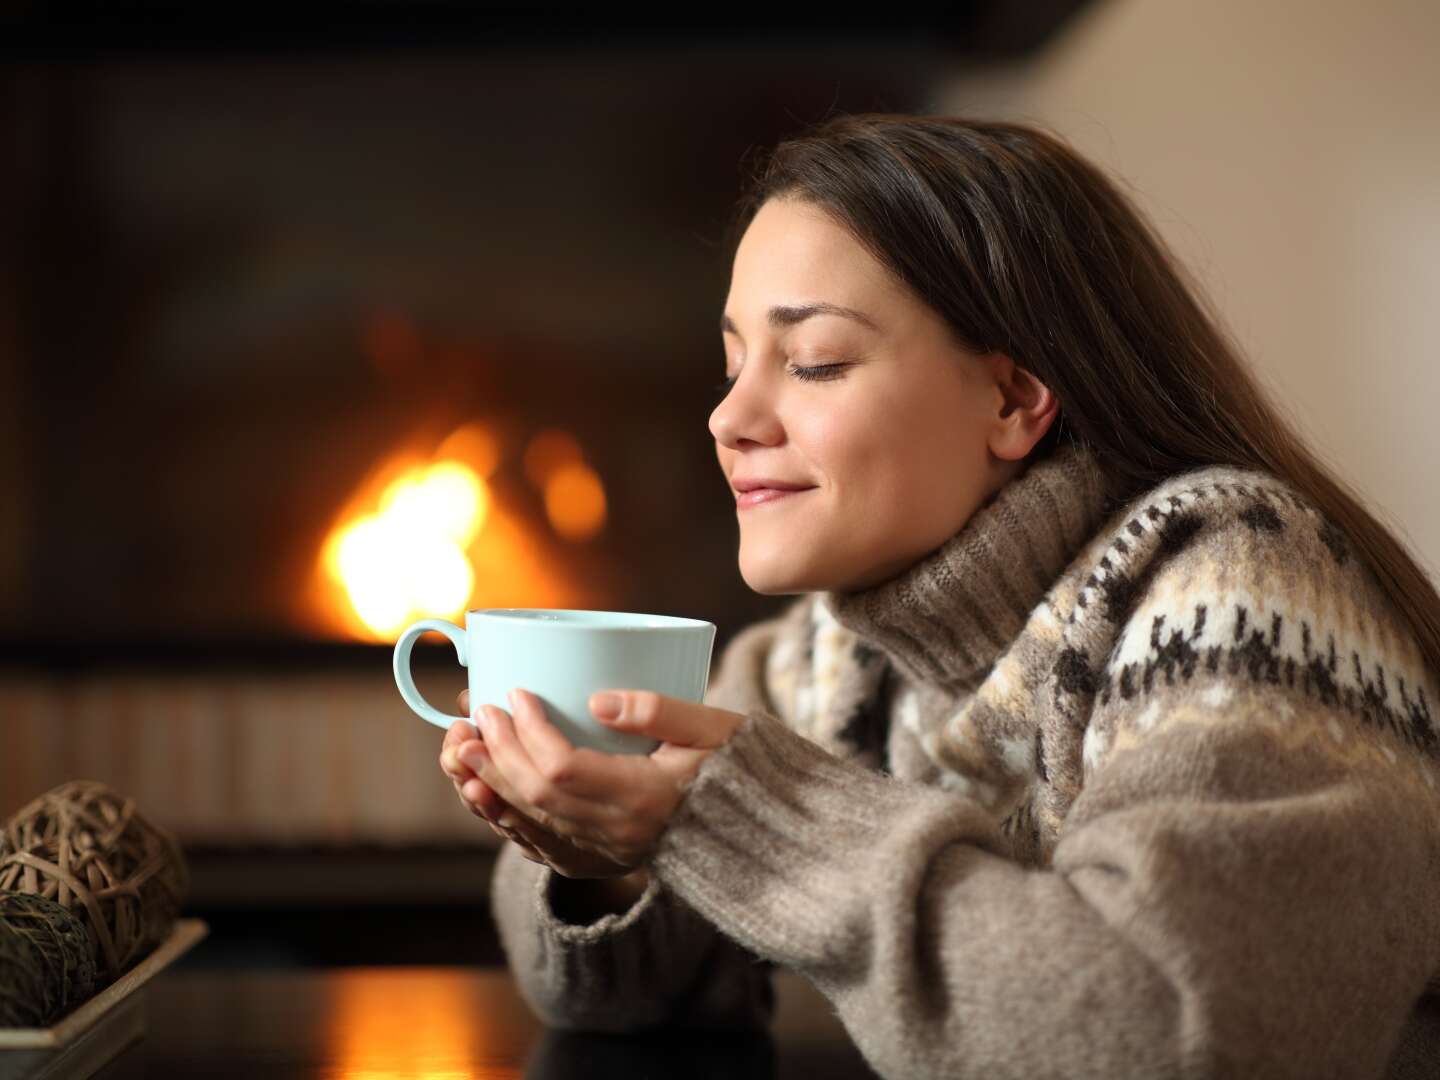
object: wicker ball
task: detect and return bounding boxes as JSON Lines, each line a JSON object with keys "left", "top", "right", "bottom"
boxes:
{"left": 0, "top": 891, "right": 97, "bottom": 1027}
{"left": 0, "top": 919, "right": 48, "bottom": 1027}
{"left": 0, "top": 780, "right": 188, "bottom": 983}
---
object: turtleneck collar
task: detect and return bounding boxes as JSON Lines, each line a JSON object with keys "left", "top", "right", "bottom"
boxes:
{"left": 820, "top": 441, "right": 1114, "bottom": 696}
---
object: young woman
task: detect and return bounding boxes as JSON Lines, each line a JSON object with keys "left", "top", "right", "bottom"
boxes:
{"left": 439, "top": 113, "right": 1440, "bottom": 1078}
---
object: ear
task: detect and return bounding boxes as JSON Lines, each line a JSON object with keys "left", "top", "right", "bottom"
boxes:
{"left": 987, "top": 354, "right": 1060, "bottom": 462}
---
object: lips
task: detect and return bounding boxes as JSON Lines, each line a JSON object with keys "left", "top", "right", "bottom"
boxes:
{"left": 732, "top": 479, "right": 812, "bottom": 492}
{"left": 735, "top": 486, "right": 814, "bottom": 509}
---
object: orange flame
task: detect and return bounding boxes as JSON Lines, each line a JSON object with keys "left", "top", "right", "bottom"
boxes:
{"left": 307, "top": 419, "right": 610, "bottom": 642}
{"left": 321, "top": 460, "right": 488, "bottom": 638}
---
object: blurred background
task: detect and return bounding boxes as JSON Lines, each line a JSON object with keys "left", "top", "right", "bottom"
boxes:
{"left": 1, "top": 0, "right": 1436, "bottom": 971}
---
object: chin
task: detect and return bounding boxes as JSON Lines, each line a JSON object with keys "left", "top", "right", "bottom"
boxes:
{"left": 741, "top": 575, "right": 805, "bottom": 597}
{"left": 738, "top": 560, "right": 823, "bottom": 597}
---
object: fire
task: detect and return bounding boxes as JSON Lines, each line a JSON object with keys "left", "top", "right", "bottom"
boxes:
{"left": 323, "top": 461, "right": 488, "bottom": 638}
{"left": 308, "top": 419, "right": 609, "bottom": 642}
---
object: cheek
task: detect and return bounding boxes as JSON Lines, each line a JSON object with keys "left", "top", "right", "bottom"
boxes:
{"left": 781, "top": 378, "right": 982, "bottom": 509}
{"left": 787, "top": 397, "right": 881, "bottom": 491}
{"left": 901, "top": 371, "right": 993, "bottom": 473}
{"left": 823, "top": 382, "right": 985, "bottom": 516}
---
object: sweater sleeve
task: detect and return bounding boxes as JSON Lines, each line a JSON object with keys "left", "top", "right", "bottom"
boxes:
{"left": 487, "top": 840, "right": 776, "bottom": 1031}
{"left": 647, "top": 611, "right": 1440, "bottom": 1076}
{"left": 486, "top": 596, "right": 814, "bottom": 1032}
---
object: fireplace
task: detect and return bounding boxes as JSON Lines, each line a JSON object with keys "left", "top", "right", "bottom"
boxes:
{"left": 0, "top": 10, "right": 1092, "bottom": 910}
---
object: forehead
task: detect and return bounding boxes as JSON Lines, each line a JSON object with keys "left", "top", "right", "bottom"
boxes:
{"left": 728, "top": 199, "right": 901, "bottom": 313}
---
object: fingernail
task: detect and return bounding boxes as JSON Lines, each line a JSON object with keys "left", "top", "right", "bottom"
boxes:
{"left": 591, "top": 692, "right": 623, "bottom": 720}
{"left": 496, "top": 812, "right": 517, "bottom": 829}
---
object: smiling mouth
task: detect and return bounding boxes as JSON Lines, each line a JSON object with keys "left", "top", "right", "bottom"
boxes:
{"left": 735, "top": 487, "right": 815, "bottom": 509}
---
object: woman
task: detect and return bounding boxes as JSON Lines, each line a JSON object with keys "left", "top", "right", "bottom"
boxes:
{"left": 438, "top": 114, "right": 1440, "bottom": 1078}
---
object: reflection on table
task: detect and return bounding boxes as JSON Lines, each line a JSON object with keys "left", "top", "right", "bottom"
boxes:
{"left": 93, "top": 965, "right": 881, "bottom": 1079}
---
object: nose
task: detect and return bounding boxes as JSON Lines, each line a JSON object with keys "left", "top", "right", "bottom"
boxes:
{"left": 709, "top": 367, "right": 777, "bottom": 449}
{"left": 708, "top": 392, "right": 736, "bottom": 447}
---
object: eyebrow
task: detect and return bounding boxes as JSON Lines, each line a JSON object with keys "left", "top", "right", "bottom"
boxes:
{"left": 720, "top": 302, "right": 881, "bottom": 337}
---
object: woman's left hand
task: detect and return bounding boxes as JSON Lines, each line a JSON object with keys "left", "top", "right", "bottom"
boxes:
{"left": 458, "top": 688, "right": 748, "bottom": 873}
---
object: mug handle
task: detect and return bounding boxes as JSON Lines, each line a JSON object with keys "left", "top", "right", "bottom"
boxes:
{"left": 393, "top": 619, "right": 469, "bottom": 730}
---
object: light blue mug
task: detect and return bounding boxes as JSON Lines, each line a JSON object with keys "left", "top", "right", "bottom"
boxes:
{"left": 392, "top": 608, "right": 717, "bottom": 755}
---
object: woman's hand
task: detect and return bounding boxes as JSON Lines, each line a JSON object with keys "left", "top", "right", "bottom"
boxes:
{"left": 458, "top": 687, "right": 747, "bottom": 875}
{"left": 439, "top": 704, "right": 513, "bottom": 833}
{"left": 441, "top": 690, "right": 638, "bottom": 878}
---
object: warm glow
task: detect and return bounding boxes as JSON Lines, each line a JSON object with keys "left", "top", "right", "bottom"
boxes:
{"left": 326, "top": 967, "right": 534, "bottom": 1077}
{"left": 380, "top": 461, "right": 486, "bottom": 549}
{"left": 436, "top": 422, "right": 501, "bottom": 478}
{"left": 306, "top": 413, "right": 613, "bottom": 642}
{"left": 543, "top": 460, "right": 607, "bottom": 541}
{"left": 323, "top": 460, "right": 489, "bottom": 638}
{"left": 330, "top": 516, "right": 413, "bottom": 633}
{"left": 522, "top": 428, "right": 583, "bottom": 488}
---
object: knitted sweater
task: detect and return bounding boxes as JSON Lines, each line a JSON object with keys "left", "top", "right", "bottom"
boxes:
{"left": 488, "top": 442, "right": 1440, "bottom": 1079}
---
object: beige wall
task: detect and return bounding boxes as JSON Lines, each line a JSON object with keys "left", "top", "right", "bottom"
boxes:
{"left": 938, "top": 0, "right": 1440, "bottom": 577}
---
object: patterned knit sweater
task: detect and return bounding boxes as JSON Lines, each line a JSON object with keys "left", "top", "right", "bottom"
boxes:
{"left": 488, "top": 442, "right": 1440, "bottom": 1079}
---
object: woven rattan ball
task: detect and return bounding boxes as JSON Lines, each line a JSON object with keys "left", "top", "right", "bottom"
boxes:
{"left": 0, "top": 890, "right": 97, "bottom": 1027}
{"left": 0, "top": 780, "right": 188, "bottom": 983}
{"left": 0, "top": 918, "right": 48, "bottom": 1027}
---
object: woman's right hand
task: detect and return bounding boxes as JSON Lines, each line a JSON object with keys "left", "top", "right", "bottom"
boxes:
{"left": 439, "top": 689, "right": 643, "bottom": 882}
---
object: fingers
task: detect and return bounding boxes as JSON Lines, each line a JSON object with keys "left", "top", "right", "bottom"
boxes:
{"left": 471, "top": 793, "right": 544, "bottom": 862}
{"left": 473, "top": 702, "right": 610, "bottom": 828}
{"left": 485, "top": 811, "right": 545, "bottom": 862}
{"left": 490, "top": 804, "right": 598, "bottom": 869}
{"left": 458, "top": 779, "right": 500, "bottom": 827}
{"left": 443, "top": 717, "right": 479, "bottom": 753}
{"left": 439, "top": 719, "right": 513, "bottom": 828}
{"left": 440, "top": 728, "right": 478, "bottom": 783}
{"left": 447, "top": 754, "right": 491, "bottom": 822}
{"left": 500, "top": 810, "right": 563, "bottom": 856}
{"left": 506, "top": 690, "right": 628, "bottom": 804}
{"left": 589, "top": 690, "right": 739, "bottom": 749}
{"left": 438, "top": 711, "right": 537, "bottom": 855}
{"left": 455, "top": 768, "right": 522, "bottom": 849}
{"left": 461, "top": 773, "right": 509, "bottom": 820}
{"left": 454, "top": 743, "right": 516, "bottom": 819}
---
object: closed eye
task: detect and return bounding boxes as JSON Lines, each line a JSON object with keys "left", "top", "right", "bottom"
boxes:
{"left": 713, "top": 362, "right": 850, "bottom": 399}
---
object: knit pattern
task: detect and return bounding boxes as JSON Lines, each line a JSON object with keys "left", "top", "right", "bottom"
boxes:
{"left": 971, "top": 465, "right": 1438, "bottom": 865}
{"left": 753, "top": 452, "right": 1440, "bottom": 872}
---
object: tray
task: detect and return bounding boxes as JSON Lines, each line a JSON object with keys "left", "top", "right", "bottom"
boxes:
{"left": 0, "top": 917, "right": 209, "bottom": 1080}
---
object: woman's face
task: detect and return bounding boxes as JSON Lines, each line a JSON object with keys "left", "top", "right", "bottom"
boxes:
{"left": 710, "top": 196, "right": 1056, "bottom": 595}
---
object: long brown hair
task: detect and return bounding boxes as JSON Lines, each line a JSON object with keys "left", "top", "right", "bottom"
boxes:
{"left": 724, "top": 112, "right": 1440, "bottom": 682}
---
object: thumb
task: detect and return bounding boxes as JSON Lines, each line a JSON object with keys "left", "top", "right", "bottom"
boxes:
{"left": 590, "top": 690, "right": 735, "bottom": 749}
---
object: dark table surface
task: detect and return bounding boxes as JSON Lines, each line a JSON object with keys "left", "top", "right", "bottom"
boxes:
{"left": 91, "top": 964, "right": 881, "bottom": 1079}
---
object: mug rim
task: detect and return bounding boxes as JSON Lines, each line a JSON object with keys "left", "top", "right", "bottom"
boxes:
{"left": 466, "top": 607, "right": 713, "bottom": 630}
